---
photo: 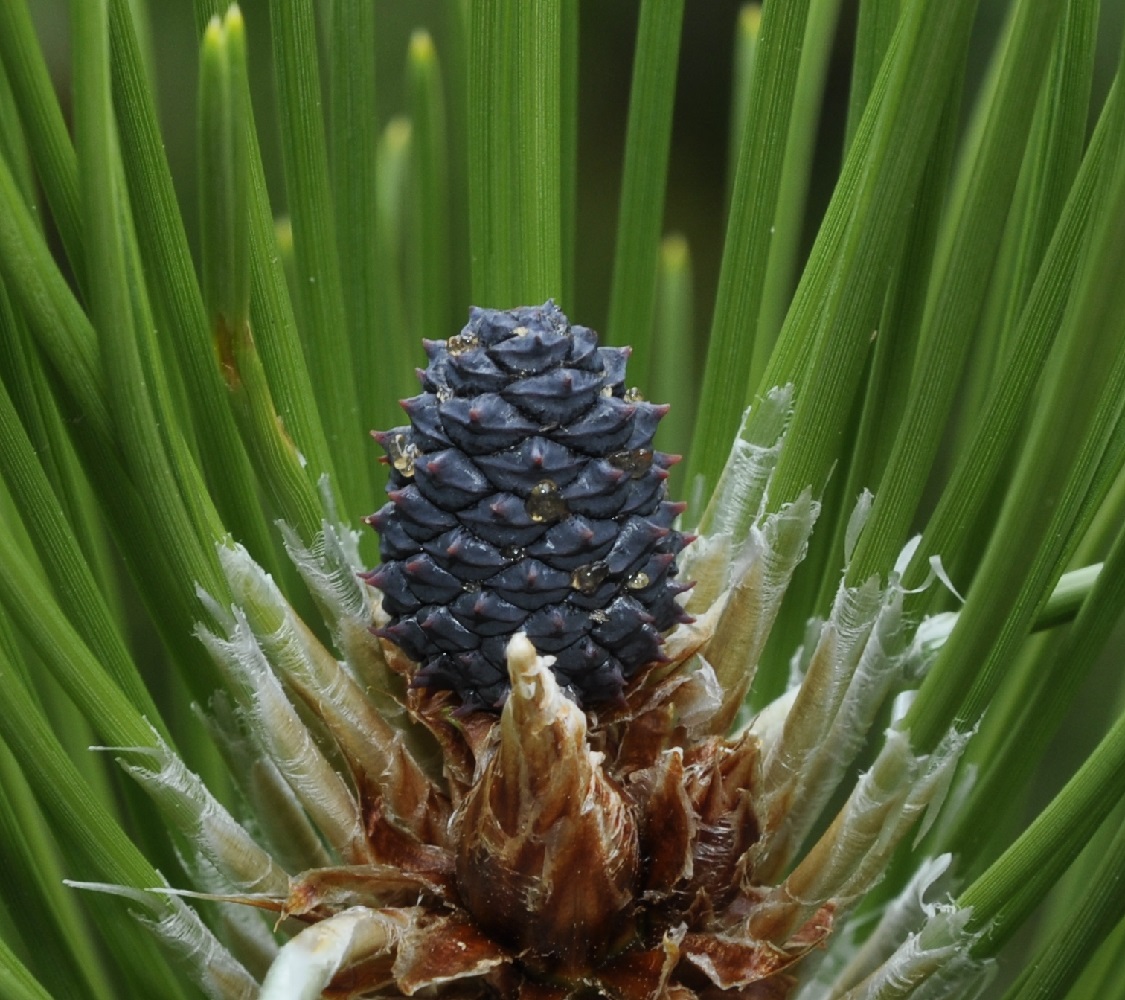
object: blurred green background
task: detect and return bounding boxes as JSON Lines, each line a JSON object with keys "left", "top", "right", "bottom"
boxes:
{"left": 26, "top": 0, "right": 1124, "bottom": 353}
{"left": 11, "top": 5, "right": 1125, "bottom": 992}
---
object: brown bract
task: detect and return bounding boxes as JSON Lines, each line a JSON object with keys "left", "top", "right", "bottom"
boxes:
{"left": 262, "top": 622, "right": 833, "bottom": 999}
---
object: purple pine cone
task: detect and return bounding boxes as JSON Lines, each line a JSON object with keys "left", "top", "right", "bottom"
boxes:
{"left": 365, "top": 302, "right": 692, "bottom": 711}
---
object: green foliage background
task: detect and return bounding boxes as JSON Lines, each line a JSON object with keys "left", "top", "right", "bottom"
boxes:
{"left": 1, "top": 1, "right": 1125, "bottom": 998}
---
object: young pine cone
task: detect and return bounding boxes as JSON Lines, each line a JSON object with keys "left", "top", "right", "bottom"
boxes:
{"left": 187, "top": 310, "right": 848, "bottom": 999}
{"left": 365, "top": 302, "right": 692, "bottom": 710}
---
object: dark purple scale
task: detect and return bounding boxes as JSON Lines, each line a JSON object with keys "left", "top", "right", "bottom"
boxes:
{"left": 474, "top": 436, "right": 580, "bottom": 494}
{"left": 501, "top": 367, "right": 606, "bottom": 424}
{"left": 552, "top": 398, "right": 636, "bottom": 454}
{"left": 368, "top": 302, "right": 692, "bottom": 711}
{"left": 565, "top": 325, "right": 600, "bottom": 369}
{"left": 399, "top": 396, "right": 453, "bottom": 451}
{"left": 525, "top": 516, "right": 618, "bottom": 570}
{"left": 457, "top": 493, "right": 547, "bottom": 548}
{"left": 422, "top": 528, "right": 506, "bottom": 580}
{"left": 449, "top": 589, "right": 529, "bottom": 637}
{"left": 438, "top": 395, "right": 538, "bottom": 454}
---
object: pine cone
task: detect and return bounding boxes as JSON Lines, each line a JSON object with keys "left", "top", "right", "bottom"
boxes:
{"left": 365, "top": 302, "right": 692, "bottom": 710}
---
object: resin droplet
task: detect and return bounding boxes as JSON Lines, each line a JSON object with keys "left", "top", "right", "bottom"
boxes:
{"left": 570, "top": 561, "right": 609, "bottom": 595}
{"left": 608, "top": 448, "right": 654, "bottom": 479}
{"left": 526, "top": 480, "right": 569, "bottom": 523}
{"left": 447, "top": 331, "right": 479, "bottom": 356}
{"left": 589, "top": 609, "right": 609, "bottom": 624}
{"left": 502, "top": 546, "right": 526, "bottom": 562}
{"left": 437, "top": 385, "right": 454, "bottom": 402}
{"left": 387, "top": 433, "right": 419, "bottom": 477}
{"left": 513, "top": 325, "right": 530, "bottom": 337}
{"left": 623, "top": 386, "right": 645, "bottom": 403}
{"left": 626, "top": 571, "right": 650, "bottom": 590}
{"left": 462, "top": 581, "right": 481, "bottom": 593}
{"left": 600, "top": 385, "right": 614, "bottom": 398}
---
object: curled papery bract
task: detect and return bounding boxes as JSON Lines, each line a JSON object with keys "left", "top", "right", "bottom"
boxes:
{"left": 216, "top": 541, "right": 447, "bottom": 841}
{"left": 803, "top": 855, "right": 954, "bottom": 998}
{"left": 257, "top": 906, "right": 410, "bottom": 1000}
{"left": 751, "top": 546, "right": 915, "bottom": 882}
{"left": 196, "top": 612, "right": 369, "bottom": 865}
{"left": 65, "top": 882, "right": 258, "bottom": 1000}
{"left": 691, "top": 384, "right": 795, "bottom": 542}
{"left": 833, "top": 903, "right": 992, "bottom": 1000}
{"left": 702, "top": 488, "right": 820, "bottom": 732}
{"left": 102, "top": 734, "right": 289, "bottom": 897}
{"left": 748, "top": 726, "right": 972, "bottom": 947}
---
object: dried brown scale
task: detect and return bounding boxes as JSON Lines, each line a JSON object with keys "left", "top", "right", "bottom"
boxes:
{"left": 228, "top": 549, "right": 835, "bottom": 999}
{"left": 453, "top": 635, "right": 641, "bottom": 979}
{"left": 260, "top": 626, "right": 834, "bottom": 999}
